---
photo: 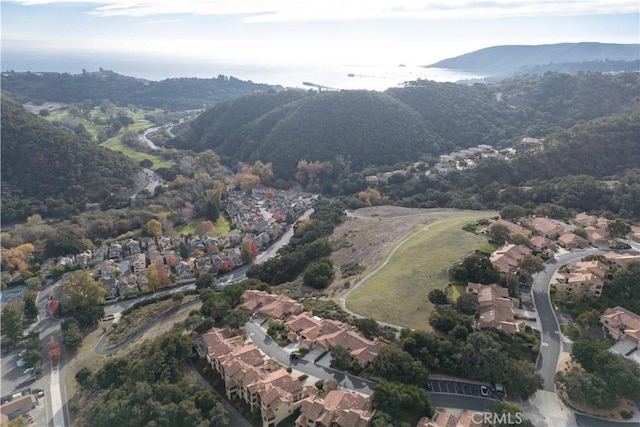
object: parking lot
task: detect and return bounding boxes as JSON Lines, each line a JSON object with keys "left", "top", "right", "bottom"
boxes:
{"left": 427, "top": 378, "right": 507, "bottom": 400}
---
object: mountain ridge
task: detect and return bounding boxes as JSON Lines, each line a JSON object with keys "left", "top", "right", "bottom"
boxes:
{"left": 426, "top": 42, "right": 640, "bottom": 76}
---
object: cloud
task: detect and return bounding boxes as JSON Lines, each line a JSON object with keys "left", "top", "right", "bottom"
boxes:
{"left": 9, "top": 0, "right": 639, "bottom": 21}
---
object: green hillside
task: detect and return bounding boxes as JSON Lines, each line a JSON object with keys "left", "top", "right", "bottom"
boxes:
{"left": 179, "top": 72, "right": 640, "bottom": 180}
{"left": 1, "top": 70, "right": 279, "bottom": 110}
{"left": 1, "top": 97, "right": 141, "bottom": 222}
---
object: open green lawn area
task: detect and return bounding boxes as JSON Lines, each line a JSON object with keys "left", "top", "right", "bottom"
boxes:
{"left": 345, "top": 213, "right": 493, "bottom": 330}
{"left": 175, "top": 216, "right": 231, "bottom": 237}
{"left": 103, "top": 137, "right": 175, "bottom": 169}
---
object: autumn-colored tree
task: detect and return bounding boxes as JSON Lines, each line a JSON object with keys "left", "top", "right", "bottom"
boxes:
{"left": 241, "top": 242, "right": 258, "bottom": 264}
{"left": 265, "top": 190, "right": 275, "bottom": 200}
{"left": 207, "top": 245, "right": 220, "bottom": 254}
{"left": 233, "top": 173, "right": 261, "bottom": 190}
{"left": 144, "top": 219, "right": 163, "bottom": 237}
{"left": 357, "top": 187, "right": 385, "bottom": 206}
{"left": 2, "top": 243, "right": 35, "bottom": 272}
{"left": 249, "top": 160, "right": 274, "bottom": 184}
{"left": 147, "top": 264, "right": 171, "bottom": 290}
{"left": 197, "top": 220, "right": 215, "bottom": 236}
{"left": 294, "top": 159, "right": 332, "bottom": 189}
{"left": 221, "top": 260, "right": 235, "bottom": 272}
{"left": 64, "top": 271, "right": 106, "bottom": 308}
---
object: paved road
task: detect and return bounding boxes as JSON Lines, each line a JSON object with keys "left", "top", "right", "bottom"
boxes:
{"left": 532, "top": 250, "right": 603, "bottom": 391}
{"left": 245, "top": 319, "right": 376, "bottom": 394}
{"left": 96, "top": 298, "right": 201, "bottom": 355}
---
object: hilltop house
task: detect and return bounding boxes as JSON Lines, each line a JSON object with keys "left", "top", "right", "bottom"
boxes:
{"left": 239, "top": 290, "right": 305, "bottom": 320}
{"left": 559, "top": 260, "right": 610, "bottom": 298}
{"left": 557, "top": 232, "right": 589, "bottom": 249}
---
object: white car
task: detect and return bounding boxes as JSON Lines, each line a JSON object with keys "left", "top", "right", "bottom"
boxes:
{"left": 480, "top": 386, "right": 489, "bottom": 397}
{"left": 18, "top": 349, "right": 27, "bottom": 357}
{"left": 16, "top": 359, "right": 26, "bottom": 367}
{"left": 21, "top": 367, "right": 34, "bottom": 376}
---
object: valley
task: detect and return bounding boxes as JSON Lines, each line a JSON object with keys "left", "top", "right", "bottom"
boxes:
{"left": 1, "top": 61, "right": 639, "bottom": 427}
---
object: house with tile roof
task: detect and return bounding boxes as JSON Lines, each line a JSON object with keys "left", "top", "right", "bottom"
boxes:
{"left": 494, "top": 219, "right": 531, "bottom": 237}
{"left": 603, "top": 252, "right": 640, "bottom": 268}
{"left": 195, "top": 328, "right": 313, "bottom": 427}
{"left": 526, "top": 217, "right": 566, "bottom": 240}
{"left": 239, "top": 290, "right": 305, "bottom": 319}
{"left": 559, "top": 260, "right": 610, "bottom": 298}
{"left": 417, "top": 408, "right": 482, "bottom": 427}
{"left": 466, "top": 283, "right": 523, "bottom": 334}
{"left": 296, "top": 390, "right": 374, "bottom": 427}
{"left": 601, "top": 307, "right": 640, "bottom": 342}
{"left": 584, "top": 226, "right": 610, "bottom": 247}
{"left": 557, "top": 232, "right": 589, "bottom": 249}
{"left": 284, "top": 311, "right": 384, "bottom": 366}
{"left": 489, "top": 244, "right": 532, "bottom": 274}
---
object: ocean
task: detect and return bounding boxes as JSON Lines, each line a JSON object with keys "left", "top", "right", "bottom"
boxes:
{"left": 1, "top": 50, "right": 485, "bottom": 91}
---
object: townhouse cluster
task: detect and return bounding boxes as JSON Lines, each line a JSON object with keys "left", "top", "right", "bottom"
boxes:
{"left": 238, "top": 290, "right": 385, "bottom": 367}
{"left": 466, "top": 283, "right": 524, "bottom": 334}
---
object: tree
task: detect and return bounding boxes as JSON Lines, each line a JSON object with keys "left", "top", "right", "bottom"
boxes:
{"left": 223, "top": 309, "right": 250, "bottom": 330}
{"left": 195, "top": 273, "right": 215, "bottom": 290}
{"left": 303, "top": 259, "right": 335, "bottom": 289}
{"left": 608, "top": 219, "right": 631, "bottom": 238}
{"left": 62, "top": 319, "right": 83, "bottom": 350}
{"left": 144, "top": 219, "right": 163, "bottom": 238}
{"left": 428, "top": 289, "right": 448, "bottom": 305}
{"left": 74, "top": 305, "right": 105, "bottom": 327}
{"left": 355, "top": 318, "right": 379, "bottom": 340}
{"left": 23, "top": 295, "right": 38, "bottom": 322}
{"left": 517, "top": 254, "right": 545, "bottom": 275}
{"left": 75, "top": 367, "right": 94, "bottom": 389}
{"left": 2, "top": 243, "right": 35, "bottom": 272}
{"left": 373, "top": 381, "right": 433, "bottom": 419}
{"left": 488, "top": 223, "right": 510, "bottom": 243}
{"left": 455, "top": 292, "right": 478, "bottom": 315}
{"left": 500, "top": 205, "right": 526, "bottom": 222}
{"left": 330, "top": 345, "right": 355, "bottom": 371}
{"left": 371, "top": 346, "right": 429, "bottom": 386}
{"left": 64, "top": 271, "right": 106, "bottom": 308}
{"left": 240, "top": 241, "right": 258, "bottom": 264}
{"left": 1, "top": 303, "right": 24, "bottom": 346}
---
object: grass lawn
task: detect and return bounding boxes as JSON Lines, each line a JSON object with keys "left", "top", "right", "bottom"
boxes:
{"left": 345, "top": 213, "right": 493, "bottom": 330}
{"left": 175, "top": 216, "right": 231, "bottom": 237}
{"left": 449, "top": 284, "right": 466, "bottom": 302}
{"left": 479, "top": 242, "right": 498, "bottom": 254}
{"left": 103, "top": 137, "right": 175, "bottom": 169}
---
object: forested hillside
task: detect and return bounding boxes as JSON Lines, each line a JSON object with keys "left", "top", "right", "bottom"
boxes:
{"left": 1, "top": 97, "right": 141, "bottom": 222}
{"left": 0, "top": 70, "right": 278, "bottom": 110}
{"left": 426, "top": 42, "right": 640, "bottom": 75}
{"left": 179, "top": 72, "right": 640, "bottom": 180}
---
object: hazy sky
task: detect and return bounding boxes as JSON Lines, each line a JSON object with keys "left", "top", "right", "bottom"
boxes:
{"left": 2, "top": 0, "right": 639, "bottom": 68}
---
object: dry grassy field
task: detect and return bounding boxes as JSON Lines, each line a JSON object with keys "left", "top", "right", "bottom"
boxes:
{"left": 329, "top": 206, "right": 495, "bottom": 329}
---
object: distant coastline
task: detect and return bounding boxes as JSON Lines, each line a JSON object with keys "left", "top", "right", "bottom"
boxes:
{"left": 1, "top": 50, "right": 485, "bottom": 91}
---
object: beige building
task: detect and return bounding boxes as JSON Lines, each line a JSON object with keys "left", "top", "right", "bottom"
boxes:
{"left": 296, "top": 390, "right": 374, "bottom": 427}
{"left": 489, "top": 244, "right": 532, "bottom": 274}
{"left": 466, "top": 283, "right": 523, "bottom": 334}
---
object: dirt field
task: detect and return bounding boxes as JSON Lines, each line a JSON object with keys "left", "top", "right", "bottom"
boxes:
{"left": 329, "top": 206, "right": 495, "bottom": 329}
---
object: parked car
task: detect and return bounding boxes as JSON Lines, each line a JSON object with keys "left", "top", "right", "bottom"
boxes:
{"left": 21, "top": 367, "right": 34, "bottom": 376}
{"left": 32, "top": 389, "right": 45, "bottom": 398}
{"left": 18, "top": 349, "right": 27, "bottom": 357}
{"left": 16, "top": 359, "right": 26, "bottom": 367}
{"left": 480, "top": 386, "right": 489, "bottom": 397}
{"left": 289, "top": 352, "right": 301, "bottom": 360}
